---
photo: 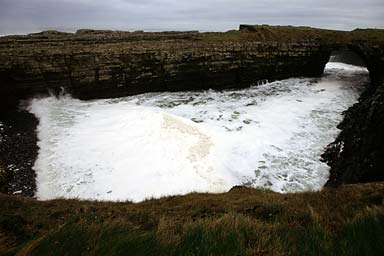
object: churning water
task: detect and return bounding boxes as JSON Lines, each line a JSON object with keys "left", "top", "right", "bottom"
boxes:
{"left": 28, "top": 62, "right": 369, "bottom": 202}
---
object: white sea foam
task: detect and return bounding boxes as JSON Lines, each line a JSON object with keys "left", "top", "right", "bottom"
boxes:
{"left": 28, "top": 62, "right": 369, "bottom": 202}
{"left": 0, "top": 122, "right": 3, "bottom": 143}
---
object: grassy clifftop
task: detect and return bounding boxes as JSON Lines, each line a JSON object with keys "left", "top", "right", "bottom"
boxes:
{"left": 200, "top": 25, "right": 384, "bottom": 43}
{"left": 1, "top": 182, "right": 384, "bottom": 255}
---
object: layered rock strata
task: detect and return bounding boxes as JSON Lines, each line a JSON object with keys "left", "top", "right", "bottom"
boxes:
{"left": 0, "top": 30, "right": 332, "bottom": 108}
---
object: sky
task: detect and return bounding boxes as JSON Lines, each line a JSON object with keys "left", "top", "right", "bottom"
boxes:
{"left": 0, "top": 0, "right": 383, "bottom": 35}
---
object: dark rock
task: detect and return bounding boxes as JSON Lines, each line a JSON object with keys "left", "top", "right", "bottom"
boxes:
{"left": 229, "top": 185, "right": 249, "bottom": 192}
{"left": 323, "top": 80, "right": 384, "bottom": 185}
{"left": 0, "top": 107, "right": 38, "bottom": 197}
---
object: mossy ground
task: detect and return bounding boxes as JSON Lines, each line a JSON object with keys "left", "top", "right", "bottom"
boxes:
{"left": 1, "top": 182, "right": 383, "bottom": 255}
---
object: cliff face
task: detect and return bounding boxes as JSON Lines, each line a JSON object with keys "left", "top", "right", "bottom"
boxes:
{"left": 1, "top": 26, "right": 383, "bottom": 105}
{"left": 0, "top": 25, "right": 384, "bottom": 186}
{"left": 0, "top": 29, "right": 332, "bottom": 107}
{"left": 323, "top": 82, "right": 384, "bottom": 185}
{"left": 321, "top": 42, "right": 384, "bottom": 185}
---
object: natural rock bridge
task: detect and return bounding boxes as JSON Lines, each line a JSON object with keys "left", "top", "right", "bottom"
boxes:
{"left": 0, "top": 25, "right": 383, "bottom": 104}
{"left": 0, "top": 25, "right": 383, "bottom": 186}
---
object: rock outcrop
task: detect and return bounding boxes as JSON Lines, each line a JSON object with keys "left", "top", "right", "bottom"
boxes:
{"left": 323, "top": 75, "right": 384, "bottom": 185}
{"left": 321, "top": 36, "right": 384, "bottom": 185}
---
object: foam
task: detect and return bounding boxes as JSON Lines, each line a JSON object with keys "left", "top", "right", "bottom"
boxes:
{"left": 28, "top": 62, "right": 369, "bottom": 202}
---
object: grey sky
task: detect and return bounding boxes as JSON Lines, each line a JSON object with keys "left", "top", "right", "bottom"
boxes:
{"left": 0, "top": 0, "right": 383, "bottom": 35}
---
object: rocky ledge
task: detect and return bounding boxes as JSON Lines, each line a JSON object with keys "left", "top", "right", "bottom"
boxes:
{"left": 0, "top": 107, "right": 38, "bottom": 196}
{"left": 322, "top": 80, "right": 384, "bottom": 185}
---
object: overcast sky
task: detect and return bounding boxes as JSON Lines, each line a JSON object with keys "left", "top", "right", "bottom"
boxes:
{"left": 0, "top": 0, "right": 383, "bottom": 35}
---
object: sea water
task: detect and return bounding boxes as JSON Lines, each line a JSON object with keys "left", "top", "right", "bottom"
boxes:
{"left": 28, "top": 62, "right": 369, "bottom": 202}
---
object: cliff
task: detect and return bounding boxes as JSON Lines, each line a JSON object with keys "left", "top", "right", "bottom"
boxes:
{"left": 0, "top": 28, "right": 331, "bottom": 107}
{"left": 323, "top": 77, "right": 384, "bottom": 185}
{"left": 1, "top": 26, "right": 383, "bottom": 102}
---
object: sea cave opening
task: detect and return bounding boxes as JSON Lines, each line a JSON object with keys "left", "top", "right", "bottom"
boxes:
{"left": 327, "top": 48, "right": 368, "bottom": 71}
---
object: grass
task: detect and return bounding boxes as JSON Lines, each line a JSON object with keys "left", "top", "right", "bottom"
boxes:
{"left": 199, "top": 25, "right": 384, "bottom": 44}
{"left": 1, "top": 182, "right": 384, "bottom": 255}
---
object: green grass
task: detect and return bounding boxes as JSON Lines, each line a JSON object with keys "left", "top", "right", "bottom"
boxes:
{"left": 336, "top": 208, "right": 384, "bottom": 256}
{"left": 1, "top": 182, "right": 384, "bottom": 255}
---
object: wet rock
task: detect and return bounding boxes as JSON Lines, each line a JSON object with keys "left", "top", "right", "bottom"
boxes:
{"left": 323, "top": 81, "right": 384, "bottom": 185}
{"left": 0, "top": 107, "right": 38, "bottom": 197}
